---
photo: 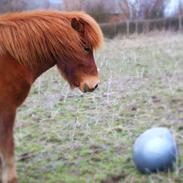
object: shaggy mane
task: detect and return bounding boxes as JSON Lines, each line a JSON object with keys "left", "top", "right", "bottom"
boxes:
{"left": 0, "top": 10, "right": 103, "bottom": 66}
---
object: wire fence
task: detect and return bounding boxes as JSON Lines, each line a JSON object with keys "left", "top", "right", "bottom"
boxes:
{"left": 100, "top": 16, "right": 183, "bottom": 38}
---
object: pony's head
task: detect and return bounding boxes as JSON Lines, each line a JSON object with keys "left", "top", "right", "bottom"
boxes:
{"left": 0, "top": 11, "right": 103, "bottom": 92}
{"left": 56, "top": 12, "right": 103, "bottom": 93}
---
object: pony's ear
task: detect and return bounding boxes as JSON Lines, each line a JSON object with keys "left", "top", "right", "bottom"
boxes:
{"left": 71, "top": 18, "right": 84, "bottom": 34}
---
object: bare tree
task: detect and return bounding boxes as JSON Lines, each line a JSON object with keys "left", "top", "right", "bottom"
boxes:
{"left": 63, "top": 0, "right": 85, "bottom": 11}
{"left": 119, "top": 0, "right": 166, "bottom": 20}
{"left": 0, "top": 0, "right": 50, "bottom": 13}
{"left": 0, "top": 0, "right": 26, "bottom": 13}
{"left": 143, "top": 0, "right": 166, "bottom": 19}
{"left": 177, "top": 0, "right": 183, "bottom": 16}
{"left": 63, "top": 0, "right": 114, "bottom": 22}
{"left": 177, "top": 0, "right": 183, "bottom": 30}
{"left": 118, "top": 0, "right": 137, "bottom": 19}
{"left": 84, "top": 0, "right": 113, "bottom": 23}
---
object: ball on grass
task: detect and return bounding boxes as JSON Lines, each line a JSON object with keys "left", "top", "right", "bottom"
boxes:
{"left": 133, "top": 127, "right": 177, "bottom": 173}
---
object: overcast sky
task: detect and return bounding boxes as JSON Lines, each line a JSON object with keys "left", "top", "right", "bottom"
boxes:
{"left": 49, "top": 0, "right": 62, "bottom": 3}
{"left": 164, "top": 0, "right": 182, "bottom": 16}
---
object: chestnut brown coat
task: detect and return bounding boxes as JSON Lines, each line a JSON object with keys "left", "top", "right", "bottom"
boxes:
{"left": 0, "top": 10, "right": 103, "bottom": 183}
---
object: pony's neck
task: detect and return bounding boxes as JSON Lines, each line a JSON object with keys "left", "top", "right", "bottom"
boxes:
{"left": 0, "top": 54, "right": 56, "bottom": 106}
{"left": 0, "top": 54, "right": 56, "bottom": 84}
{"left": 31, "top": 59, "right": 56, "bottom": 81}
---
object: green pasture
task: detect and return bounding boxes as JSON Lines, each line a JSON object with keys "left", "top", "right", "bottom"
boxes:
{"left": 16, "top": 32, "right": 183, "bottom": 183}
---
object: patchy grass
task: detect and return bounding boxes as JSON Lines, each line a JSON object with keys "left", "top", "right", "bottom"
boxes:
{"left": 16, "top": 32, "right": 183, "bottom": 183}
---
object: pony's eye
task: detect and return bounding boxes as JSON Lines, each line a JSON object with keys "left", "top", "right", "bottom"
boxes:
{"left": 84, "top": 47, "right": 90, "bottom": 52}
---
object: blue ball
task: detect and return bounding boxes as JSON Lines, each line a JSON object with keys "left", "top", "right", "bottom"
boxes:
{"left": 133, "top": 127, "right": 177, "bottom": 173}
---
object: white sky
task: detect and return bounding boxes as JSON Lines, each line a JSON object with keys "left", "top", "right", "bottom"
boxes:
{"left": 49, "top": 0, "right": 62, "bottom": 3}
{"left": 164, "top": 0, "right": 181, "bottom": 16}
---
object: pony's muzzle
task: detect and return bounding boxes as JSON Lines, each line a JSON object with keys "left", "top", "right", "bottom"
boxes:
{"left": 79, "top": 76, "right": 99, "bottom": 93}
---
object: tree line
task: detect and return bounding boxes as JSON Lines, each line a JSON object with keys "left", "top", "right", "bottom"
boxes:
{"left": 1, "top": 0, "right": 183, "bottom": 23}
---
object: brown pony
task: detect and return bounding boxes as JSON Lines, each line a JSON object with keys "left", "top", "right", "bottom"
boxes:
{"left": 0, "top": 10, "right": 103, "bottom": 183}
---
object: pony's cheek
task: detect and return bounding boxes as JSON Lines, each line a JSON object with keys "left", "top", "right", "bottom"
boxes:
{"left": 56, "top": 64, "right": 66, "bottom": 80}
{"left": 56, "top": 62, "right": 80, "bottom": 88}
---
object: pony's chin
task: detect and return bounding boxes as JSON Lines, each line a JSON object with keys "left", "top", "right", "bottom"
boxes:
{"left": 70, "top": 86, "right": 85, "bottom": 93}
{"left": 69, "top": 84, "right": 85, "bottom": 93}
{"left": 69, "top": 83, "right": 79, "bottom": 90}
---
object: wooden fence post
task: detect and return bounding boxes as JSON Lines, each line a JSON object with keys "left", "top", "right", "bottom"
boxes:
{"left": 179, "top": 15, "right": 182, "bottom": 31}
{"left": 100, "top": 16, "right": 183, "bottom": 37}
{"left": 135, "top": 21, "right": 138, "bottom": 34}
{"left": 127, "top": 20, "right": 129, "bottom": 36}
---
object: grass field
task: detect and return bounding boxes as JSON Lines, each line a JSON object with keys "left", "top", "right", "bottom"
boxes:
{"left": 16, "top": 32, "right": 183, "bottom": 183}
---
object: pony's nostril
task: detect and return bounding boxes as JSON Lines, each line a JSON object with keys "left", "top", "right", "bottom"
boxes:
{"left": 94, "top": 84, "right": 98, "bottom": 90}
{"left": 83, "top": 84, "right": 89, "bottom": 93}
{"left": 82, "top": 83, "right": 99, "bottom": 93}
